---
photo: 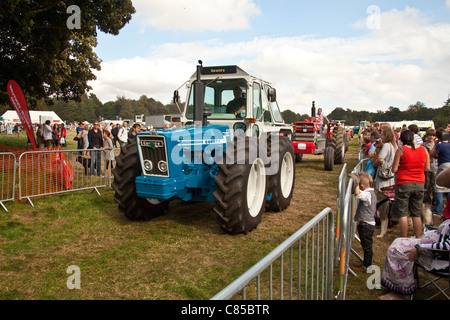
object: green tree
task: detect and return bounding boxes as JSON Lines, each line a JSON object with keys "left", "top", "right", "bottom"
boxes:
{"left": 0, "top": 0, "right": 135, "bottom": 106}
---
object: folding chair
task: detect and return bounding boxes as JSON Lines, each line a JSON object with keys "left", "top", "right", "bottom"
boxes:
{"left": 413, "top": 244, "right": 450, "bottom": 300}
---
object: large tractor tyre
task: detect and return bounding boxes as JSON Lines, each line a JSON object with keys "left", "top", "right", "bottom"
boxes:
{"left": 332, "top": 126, "right": 345, "bottom": 164}
{"left": 324, "top": 146, "right": 335, "bottom": 171}
{"left": 266, "top": 136, "right": 295, "bottom": 212}
{"left": 112, "top": 138, "right": 170, "bottom": 220}
{"left": 213, "top": 137, "right": 268, "bottom": 235}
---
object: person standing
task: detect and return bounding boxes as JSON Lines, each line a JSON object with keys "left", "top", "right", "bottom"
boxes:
{"left": 76, "top": 122, "right": 84, "bottom": 152}
{"left": 60, "top": 123, "right": 67, "bottom": 147}
{"left": 353, "top": 173, "right": 376, "bottom": 273}
{"left": 423, "top": 129, "right": 438, "bottom": 206}
{"left": 315, "top": 108, "right": 330, "bottom": 133}
{"left": 430, "top": 129, "right": 450, "bottom": 217}
{"left": 36, "top": 124, "right": 44, "bottom": 148}
{"left": 408, "top": 124, "right": 423, "bottom": 145}
{"left": 102, "top": 130, "right": 115, "bottom": 178}
{"left": 88, "top": 121, "right": 103, "bottom": 177}
{"left": 111, "top": 123, "right": 119, "bottom": 148}
{"left": 81, "top": 124, "right": 89, "bottom": 157}
{"left": 128, "top": 123, "right": 141, "bottom": 140}
{"left": 392, "top": 130, "right": 430, "bottom": 238}
{"left": 43, "top": 120, "right": 53, "bottom": 148}
{"left": 52, "top": 124, "right": 61, "bottom": 147}
{"left": 117, "top": 121, "right": 128, "bottom": 147}
{"left": 373, "top": 127, "right": 397, "bottom": 196}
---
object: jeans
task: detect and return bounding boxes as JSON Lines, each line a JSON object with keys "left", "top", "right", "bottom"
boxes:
{"left": 90, "top": 147, "right": 102, "bottom": 176}
{"left": 433, "top": 192, "right": 449, "bottom": 215}
{"left": 357, "top": 223, "right": 375, "bottom": 268}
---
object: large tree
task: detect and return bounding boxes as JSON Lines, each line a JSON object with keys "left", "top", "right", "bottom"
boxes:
{"left": 0, "top": 0, "right": 135, "bottom": 106}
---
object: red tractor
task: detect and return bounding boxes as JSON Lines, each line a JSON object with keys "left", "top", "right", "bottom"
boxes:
{"left": 292, "top": 102, "right": 346, "bottom": 171}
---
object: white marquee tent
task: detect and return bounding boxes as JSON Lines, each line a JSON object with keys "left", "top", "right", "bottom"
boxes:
{"left": 0, "top": 110, "right": 64, "bottom": 125}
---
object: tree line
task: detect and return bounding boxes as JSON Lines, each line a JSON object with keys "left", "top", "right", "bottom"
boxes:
{"left": 1, "top": 93, "right": 447, "bottom": 128}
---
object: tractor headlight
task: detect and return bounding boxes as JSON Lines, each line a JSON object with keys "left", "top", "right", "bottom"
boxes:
{"left": 158, "top": 161, "right": 168, "bottom": 173}
{"left": 144, "top": 160, "right": 153, "bottom": 171}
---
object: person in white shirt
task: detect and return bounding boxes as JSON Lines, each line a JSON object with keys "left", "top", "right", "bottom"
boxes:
{"left": 43, "top": 120, "right": 53, "bottom": 148}
{"left": 117, "top": 121, "right": 128, "bottom": 147}
{"left": 408, "top": 124, "right": 423, "bottom": 145}
{"left": 354, "top": 173, "right": 376, "bottom": 273}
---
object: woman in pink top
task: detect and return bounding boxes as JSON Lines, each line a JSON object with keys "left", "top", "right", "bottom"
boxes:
{"left": 392, "top": 130, "right": 430, "bottom": 238}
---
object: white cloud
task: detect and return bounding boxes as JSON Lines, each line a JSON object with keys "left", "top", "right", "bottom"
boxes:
{"left": 132, "top": 0, "right": 261, "bottom": 32}
{"left": 447, "top": 0, "right": 450, "bottom": 8}
{"left": 90, "top": 6, "right": 450, "bottom": 115}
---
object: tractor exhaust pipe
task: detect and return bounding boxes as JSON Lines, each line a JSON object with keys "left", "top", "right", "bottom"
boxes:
{"left": 193, "top": 60, "right": 211, "bottom": 128}
{"left": 193, "top": 61, "right": 204, "bottom": 128}
{"left": 311, "top": 101, "right": 316, "bottom": 118}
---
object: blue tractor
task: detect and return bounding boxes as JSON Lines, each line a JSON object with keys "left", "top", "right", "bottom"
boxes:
{"left": 112, "top": 62, "right": 296, "bottom": 234}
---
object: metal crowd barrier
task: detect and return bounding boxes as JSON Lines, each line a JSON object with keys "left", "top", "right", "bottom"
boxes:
{"left": 17, "top": 149, "right": 114, "bottom": 207}
{"left": 211, "top": 207, "right": 335, "bottom": 300}
{"left": 212, "top": 159, "right": 371, "bottom": 300}
{"left": 0, "top": 148, "right": 120, "bottom": 210}
{"left": 0, "top": 152, "right": 17, "bottom": 211}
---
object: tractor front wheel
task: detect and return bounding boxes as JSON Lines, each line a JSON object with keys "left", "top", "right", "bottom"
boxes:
{"left": 112, "top": 138, "right": 170, "bottom": 220}
{"left": 324, "top": 146, "right": 335, "bottom": 171}
{"left": 332, "top": 126, "right": 345, "bottom": 164}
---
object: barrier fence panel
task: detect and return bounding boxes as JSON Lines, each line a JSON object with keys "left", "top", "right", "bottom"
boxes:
{"left": 336, "top": 178, "right": 356, "bottom": 300}
{"left": 0, "top": 152, "right": 17, "bottom": 212}
{"left": 211, "top": 207, "right": 335, "bottom": 300}
{"left": 335, "top": 164, "right": 347, "bottom": 265}
{"left": 17, "top": 149, "right": 111, "bottom": 207}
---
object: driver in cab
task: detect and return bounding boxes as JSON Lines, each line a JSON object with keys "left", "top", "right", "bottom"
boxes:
{"left": 226, "top": 86, "right": 246, "bottom": 118}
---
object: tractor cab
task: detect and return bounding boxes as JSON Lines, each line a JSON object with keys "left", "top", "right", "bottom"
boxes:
{"left": 174, "top": 64, "right": 293, "bottom": 139}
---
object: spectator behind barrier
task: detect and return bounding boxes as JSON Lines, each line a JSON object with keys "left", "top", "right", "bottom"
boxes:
{"left": 392, "top": 130, "right": 430, "bottom": 238}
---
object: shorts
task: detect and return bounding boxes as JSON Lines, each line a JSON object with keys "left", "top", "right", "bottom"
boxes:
{"left": 393, "top": 183, "right": 424, "bottom": 218}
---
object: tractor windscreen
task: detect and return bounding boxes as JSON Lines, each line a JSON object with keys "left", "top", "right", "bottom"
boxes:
{"left": 186, "top": 78, "right": 248, "bottom": 120}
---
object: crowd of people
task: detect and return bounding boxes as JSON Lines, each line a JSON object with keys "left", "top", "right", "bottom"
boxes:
{"left": 72, "top": 121, "right": 144, "bottom": 177}
{"left": 356, "top": 122, "right": 450, "bottom": 300}
{"left": 1, "top": 120, "right": 163, "bottom": 178}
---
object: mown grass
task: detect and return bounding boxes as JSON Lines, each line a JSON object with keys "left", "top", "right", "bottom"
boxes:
{"left": 0, "top": 132, "right": 444, "bottom": 300}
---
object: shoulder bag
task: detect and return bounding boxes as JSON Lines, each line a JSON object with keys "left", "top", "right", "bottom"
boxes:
{"left": 377, "top": 144, "right": 395, "bottom": 179}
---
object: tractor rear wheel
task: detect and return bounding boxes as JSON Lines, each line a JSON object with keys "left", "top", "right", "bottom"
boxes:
{"left": 213, "top": 137, "right": 267, "bottom": 235}
{"left": 324, "top": 146, "right": 335, "bottom": 171}
{"left": 266, "top": 136, "right": 295, "bottom": 212}
{"left": 332, "top": 126, "right": 345, "bottom": 164}
{"left": 112, "top": 138, "right": 170, "bottom": 220}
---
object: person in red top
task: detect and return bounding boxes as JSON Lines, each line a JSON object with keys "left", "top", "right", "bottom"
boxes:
{"left": 392, "top": 130, "right": 430, "bottom": 238}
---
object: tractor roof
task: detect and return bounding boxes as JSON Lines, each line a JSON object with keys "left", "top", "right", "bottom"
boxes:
{"left": 190, "top": 65, "right": 268, "bottom": 84}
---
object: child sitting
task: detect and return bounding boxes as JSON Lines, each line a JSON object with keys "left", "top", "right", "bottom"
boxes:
{"left": 354, "top": 172, "right": 376, "bottom": 273}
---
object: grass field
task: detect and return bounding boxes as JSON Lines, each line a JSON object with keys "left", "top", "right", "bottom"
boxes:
{"left": 0, "top": 130, "right": 445, "bottom": 300}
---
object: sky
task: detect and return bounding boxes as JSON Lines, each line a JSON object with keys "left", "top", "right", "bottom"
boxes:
{"left": 89, "top": 0, "right": 450, "bottom": 115}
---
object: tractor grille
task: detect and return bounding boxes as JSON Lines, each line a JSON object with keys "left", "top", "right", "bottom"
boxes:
{"left": 137, "top": 135, "right": 169, "bottom": 177}
{"left": 293, "top": 123, "right": 316, "bottom": 142}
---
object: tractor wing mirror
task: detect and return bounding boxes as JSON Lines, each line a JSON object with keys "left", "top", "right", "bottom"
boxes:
{"left": 268, "top": 88, "right": 277, "bottom": 102}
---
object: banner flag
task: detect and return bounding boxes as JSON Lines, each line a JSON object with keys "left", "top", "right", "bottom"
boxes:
{"left": 6, "top": 80, "right": 37, "bottom": 150}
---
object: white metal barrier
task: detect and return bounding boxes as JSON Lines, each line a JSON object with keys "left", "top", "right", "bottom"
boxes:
{"left": 211, "top": 207, "right": 335, "bottom": 300}
{"left": 0, "top": 148, "right": 119, "bottom": 210}
{"left": 212, "top": 160, "right": 370, "bottom": 300}
{"left": 17, "top": 149, "right": 113, "bottom": 207}
{"left": 0, "top": 152, "right": 17, "bottom": 212}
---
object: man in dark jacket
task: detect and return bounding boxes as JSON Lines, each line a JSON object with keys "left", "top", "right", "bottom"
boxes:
{"left": 88, "top": 121, "right": 103, "bottom": 176}
{"left": 111, "top": 123, "right": 120, "bottom": 148}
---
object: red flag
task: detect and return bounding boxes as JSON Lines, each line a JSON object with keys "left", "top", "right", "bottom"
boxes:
{"left": 6, "top": 80, "right": 37, "bottom": 150}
